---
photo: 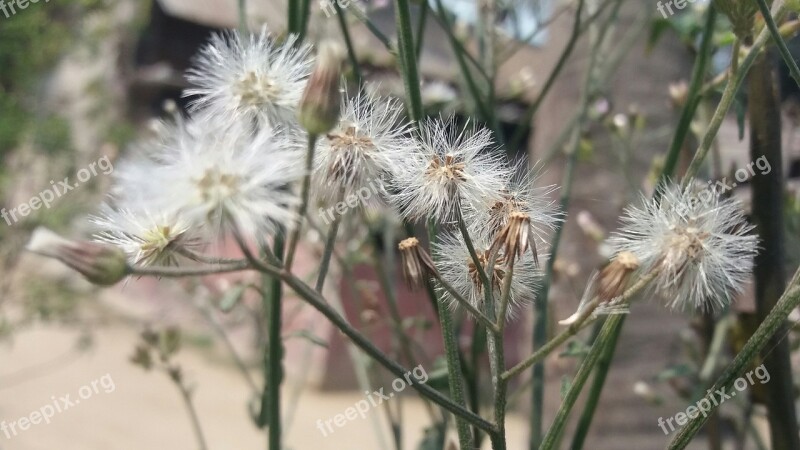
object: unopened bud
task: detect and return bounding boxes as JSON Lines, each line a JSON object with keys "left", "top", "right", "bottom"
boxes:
{"left": 27, "top": 227, "right": 129, "bottom": 286}
{"left": 713, "top": 0, "right": 757, "bottom": 41}
{"left": 298, "top": 41, "right": 344, "bottom": 135}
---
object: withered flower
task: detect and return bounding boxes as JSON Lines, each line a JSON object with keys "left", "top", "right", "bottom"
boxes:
{"left": 398, "top": 237, "right": 437, "bottom": 290}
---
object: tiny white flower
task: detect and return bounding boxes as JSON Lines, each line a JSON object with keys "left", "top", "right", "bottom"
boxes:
{"left": 312, "top": 90, "right": 411, "bottom": 209}
{"left": 607, "top": 182, "right": 758, "bottom": 311}
{"left": 433, "top": 229, "right": 541, "bottom": 320}
{"left": 185, "top": 28, "right": 313, "bottom": 128}
{"left": 391, "top": 117, "right": 510, "bottom": 222}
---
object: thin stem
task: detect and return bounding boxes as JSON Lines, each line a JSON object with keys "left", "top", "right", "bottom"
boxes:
{"left": 568, "top": 313, "right": 624, "bottom": 450}
{"left": 315, "top": 215, "right": 340, "bottom": 292}
{"left": 538, "top": 269, "right": 656, "bottom": 448}
{"left": 130, "top": 262, "right": 497, "bottom": 433}
{"left": 177, "top": 382, "right": 209, "bottom": 450}
{"left": 275, "top": 266, "right": 498, "bottom": 434}
{"left": 349, "top": 7, "right": 394, "bottom": 51}
{"left": 393, "top": 0, "right": 424, "bottom": 122}
{"left": 130, "top": 262, "right": 249, "bottom": 277}
{"left": 285, "top": 133, "right": 318, "bottom": 270}
{"left": 415, "top": 3, "right": 428, "bottom": 61}
{"left": 756, "top": 0, "right": 800, "bottom": 89}
{"left": 668, "top": 268, "right": 800, "bottom": 449}
{"left": 509, "top": 0, "right": 585, "bottom": 150}
{"left": 432, "top": 272, "right": 499, "bottom": 333}
{"left": 195, "top": 299, "right": 259, "bottom": 394}
{"left": 683, "top": 16, "right": 781, "bottom": 183}
{"left": 428, "top": 223, "right": 475, "bottom": 450}
{"left": 659, "top": 5, "right": 717, "bottom": 186}
{"left": 265, "top": 262, "right": 283, "bottom": 448}
{"left": 237, "top": 0, "right": 247, "bottom": 34}
{"left": 431, "top": 236, "right": 475, "bottom": 448}
{"left": 333, "top": 2, "right": 363, "bottom": 85}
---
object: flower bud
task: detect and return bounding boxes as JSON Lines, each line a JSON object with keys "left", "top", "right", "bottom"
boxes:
{"left": 298, "top": 41, "right": 344, "bottom": 135}
{"left": 713, "top": 0, "right": 757, "bottom": 41}
{"left": 27, "top": 227, "right": 129, "bottom": 286}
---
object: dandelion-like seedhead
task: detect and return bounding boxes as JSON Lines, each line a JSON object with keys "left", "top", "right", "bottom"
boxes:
{"left": 607, "top": 183, "right": 758, "bottom": 311}
{"left": 312, "top": 91, "right": 411, "bottom": 208}
{"left": 391, "top": 118, "right": 510, "bottom": 222}
{"left": 478, "top": 166, "right": 562, "bottom": 240}
{"left": 433, "top": 229, "right": 541, "bottom": 320}
{"left": 185, "top": 28, "right": 313, "bottom": 128}
{"left": 100, "top": 118, "right": 303, "bottom": 249}
{"left": 91, "top": 203, "right": 201, "bottom": 267}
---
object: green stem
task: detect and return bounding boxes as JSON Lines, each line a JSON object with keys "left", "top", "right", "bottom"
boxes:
{"left": 415, "top": 3, "right": 428, "bottom": 61}
{"left": 509, "top": 0, "right": 585, "bottom": 150}
{"left": 756, "top": 0, "right": 800, "bottom": 89}
{"left": 237, "top": 0, "right": 248, "bottom": 34}
{"left": 539, "top": 313, "right": 623, "bottom": 450}
{"left": 288, "top": 0, "right": 300, "bottom": 35}
{"left": 430, "top": 225, "right": 475, "bottom": 450}
{"left": 276, "top": 265, "right": 498, "bottom": 434}
{"left": 314, "top": 215, "right": 340, "bottom": 292}
{"left": 683, "top": 14, "right": 782, "bottom": 183}
{"left": 333, "top": 2, "right": 363, "bottom": 85}
{"left": 659, "top": 6, "right": 717, "bottom": 186}
{"left": 393, "top": 0, "right": 424, "bottom": 122}
{"left": 265, "top": 267, "right": 283, "bottom": 449}
{"left": 285, "top": 134, "right": 318, "bottom": 270}
{"left": 568, "top": 315, "right": 624, "bottom": 450}
{"left": 668, "top": 268, "right": 800, "bottom": 449}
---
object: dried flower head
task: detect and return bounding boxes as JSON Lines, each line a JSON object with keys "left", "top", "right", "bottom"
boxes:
{"left": 185, "top": 28, "right": 313, "bottom": 128}
{"left": 312, "top": 90, "right": 411, "bottom": 208}
{"left": 607, "top": 183, "right": 758, "bottom": 311}
{"left": 594, "top": 251, "right": 639, "bottom": 302}
{"left": 433, "top": 229, "right": 541, "bottom": 320}
{"left": 27, "top": 227, "right": 129, "bottom": 286}
{"left": 391, "top": 117, "right": 510, "bottom": 222}
{"left": 491, "top": 211, "right": 538, "bottom": 265}
{"left": 481, "top": 167, "right": 560, "bottom": 237}
{"left": 398, "top": 237, "right": 437, "bottom": 289}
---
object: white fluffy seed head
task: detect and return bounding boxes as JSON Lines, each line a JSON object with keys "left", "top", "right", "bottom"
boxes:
{"left": 390, "top": 117, "right": 511, "bottom": 222}
{"left": 184, "top": 28, "right": 313, "bottom": 128}
{"left": 467, "top": 163, "right": 562, "bottom": 243}
{"left": 105, "top": 117, "right": 304, "bottom": 245}
{"left": 432, "top": 229, "right": 541, "bottom": 321}
{"left": 312, "top": 90, "right": 412, "bottom": 209}
{"left": 90, "top": 201, "right": 203, "bottom": 267}
{"left": 607, "top": 182, "right": 758, "bottom": 311}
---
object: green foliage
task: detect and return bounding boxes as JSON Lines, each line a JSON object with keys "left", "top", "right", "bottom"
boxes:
{"left": 0, "top": 0, "right": 108, "bottom": 159}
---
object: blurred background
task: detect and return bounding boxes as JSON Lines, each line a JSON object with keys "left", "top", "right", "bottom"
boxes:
{"left": 1, "top": 0, "right": 799, "bottom": 448}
